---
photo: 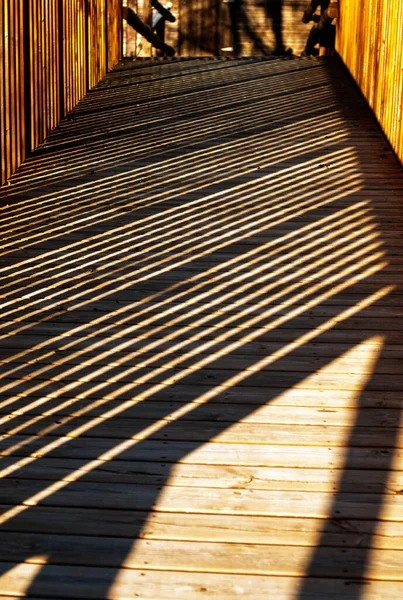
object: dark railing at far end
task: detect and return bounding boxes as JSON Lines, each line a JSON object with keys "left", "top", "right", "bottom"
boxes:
{"left": 0, "top": 0, "right": 122, "bottom": 186}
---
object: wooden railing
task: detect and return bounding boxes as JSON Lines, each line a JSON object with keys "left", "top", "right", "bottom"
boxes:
{"left": 337, "top": 0, "right": 403, "bottom": 164}
{"left": 0, "top": 0, "right": 122, "bottom": 185}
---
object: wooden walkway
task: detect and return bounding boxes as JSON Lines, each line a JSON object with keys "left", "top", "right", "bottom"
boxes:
{"left": 0, "top": 56, "right": 403, "bottom": 599}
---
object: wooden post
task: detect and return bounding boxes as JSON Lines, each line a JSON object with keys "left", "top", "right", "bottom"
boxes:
{"left": 57, "top": 0, "right": 65, "bottom": 120}
{"left": 22, "top": 0, "right": 31, "bottom": 157}
{"left": 104, "top": 0, "right": 109, "bottom": 73}
{"left": 84, "top": 0, "right": 89, "bottom": 93}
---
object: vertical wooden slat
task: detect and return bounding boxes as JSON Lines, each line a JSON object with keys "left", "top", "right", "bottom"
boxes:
{"left": 105, "top": 0, "right": 109, "bottom": 73}
{"left": 58, "top": 0, "right": 64, "bottom": 120}
{"left": 9, "top": 0, "right": 16, "bottom": 174}
{"left": 0, "top": 1, "right": 5, "bottom": 182}
{"left": 22, "top": 0, "right": 31, "bottom": 160}
{"left": 108, "top": 0, "right": 122, "bottom": 68}
{"left": 4, "top": 0, "right": 12, "bottom": 180}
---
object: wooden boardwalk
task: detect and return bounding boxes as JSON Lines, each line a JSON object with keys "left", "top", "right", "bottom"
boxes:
{"left": 0, "top": 56, "right": 403, "bottom": 599}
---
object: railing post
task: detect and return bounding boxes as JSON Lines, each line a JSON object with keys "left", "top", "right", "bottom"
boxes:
{"left": 22, "top": 0, "right": 31, "bottom": 157}
{"left": 84, "top": 0, "right": 89, "bottom": 92}
{"left": 105, "top": 0, "right": 109, "bottom": 73}
{"left": 58, "top": 0, "right": 65, "bottom": 120}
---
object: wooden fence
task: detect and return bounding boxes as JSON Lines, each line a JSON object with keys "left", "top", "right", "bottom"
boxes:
{"left": 0, "top": 0, "right": 122, "bottom": 185}
{"left": 337, "top": 0, "right": 403, "bottom": 164}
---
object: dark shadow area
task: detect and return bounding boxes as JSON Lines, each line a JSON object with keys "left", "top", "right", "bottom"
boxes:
{"left": 0, "top": 57, "right": 402, "bottom": 599}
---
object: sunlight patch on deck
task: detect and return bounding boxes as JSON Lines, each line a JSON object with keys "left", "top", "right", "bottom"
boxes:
{"left": 0, "top": 557, "right": 47, "bottom": 596}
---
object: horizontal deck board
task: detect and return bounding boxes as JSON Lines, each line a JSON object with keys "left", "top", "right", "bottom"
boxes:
{"left": 0, "top": 458, "right": 402, "bottom": 492}
{"left": 1, "top": 503, "right": 403, "bottom": 548}
{"left": 1, "top": 384, "right": 401, "bottom": 408}
{"left": 0, "top": 419, "right": 401, "bottom": 448}
{"left": 1, "top": 352, "right": 402, "bottom": 375}
{"left": 1, "top": 567, "right": 402, "bottom": 600}
{"left": 1, "top": 478, "right": 402, "bottom": 519}
{"left": 0, "top": 401, "right": 399, "bottom": 426}
{"left": 0, "top": 437, "right": 401, "bottom": 469}
{"left": 2, "top": 367, "right": 403, "bottom": 391}
{"left": 1, "top": 532, "right": 403, "bottom": 580}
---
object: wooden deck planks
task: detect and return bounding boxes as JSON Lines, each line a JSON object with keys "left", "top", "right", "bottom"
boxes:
{"left": 1, "top": 56, "right": 403, "bottom": 599}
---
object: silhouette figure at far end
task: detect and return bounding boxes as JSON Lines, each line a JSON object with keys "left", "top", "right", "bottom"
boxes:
{"left": 226, "top": 0, "right": 290, "bottom": 58}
